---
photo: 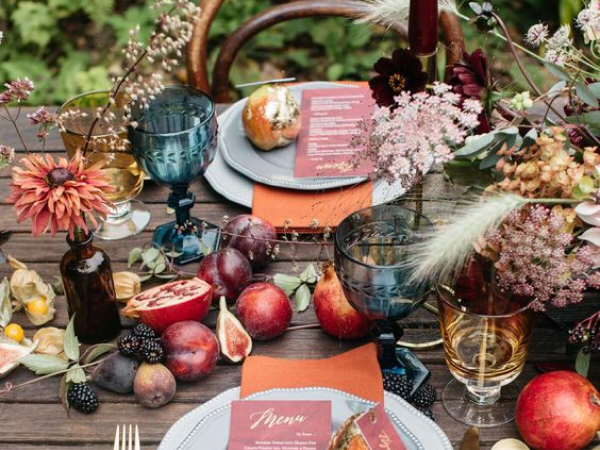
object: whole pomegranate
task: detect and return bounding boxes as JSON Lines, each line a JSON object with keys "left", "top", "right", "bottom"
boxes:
{"left": 313, "top": 263, "right": 372, "bottom": 339}
{"left": 236, "top": 283, "right": 292, "bottom": 340}
{"left": 123, "top": 278, "right": 212, "bottom": 333}
{"left": 197, "top": 248, "right": 252, "bottom": 303}
{"left": 516, "top": 371, "right": 600, "bottom": 450}
{"left": 222, "top": 215, "right": 277, "bottom": 269}
{"left": 162, "top": 321, "right": 219, "bottom": 382}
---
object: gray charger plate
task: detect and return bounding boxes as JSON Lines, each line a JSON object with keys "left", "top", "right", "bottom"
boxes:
{"left": 205, "top": 102, "right": 420, "bottom": 208}
{"left": 158, "top": 387, "right": 452, "bottom": 450}
{"left": 218, "top": 82, "right": 369, "bottom": 190}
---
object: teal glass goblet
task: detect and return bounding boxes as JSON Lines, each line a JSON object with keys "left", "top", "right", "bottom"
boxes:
{"left": 128, "top": 86, "right": 220, "bottom": 264}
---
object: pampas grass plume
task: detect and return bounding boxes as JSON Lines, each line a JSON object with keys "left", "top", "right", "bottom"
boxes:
{"left": 352, "top": 0, "right": 460, "bottom": 29}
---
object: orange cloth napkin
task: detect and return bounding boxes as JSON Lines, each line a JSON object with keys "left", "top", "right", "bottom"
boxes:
{"left": 240, "top": 343, "right": 383, "bottom": 402}
{"left": 252, "top": 182, "right": 373, "bottom": 232}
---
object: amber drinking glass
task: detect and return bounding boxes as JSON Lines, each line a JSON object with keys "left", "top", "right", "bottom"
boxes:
{"left": 58, "top": 91, "right": 150, "bottom": 240}
{"left": 437, "top": 266, "right": 536, "bottom": 427}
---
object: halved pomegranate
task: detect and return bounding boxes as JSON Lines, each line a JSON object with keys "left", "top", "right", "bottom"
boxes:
{"left": 123, "top": 278, "right": 213, "bottom": 333}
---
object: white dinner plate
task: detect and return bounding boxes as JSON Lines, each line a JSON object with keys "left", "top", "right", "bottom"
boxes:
{"left": 158, "top": 387, "right": 452, "bottom": 450}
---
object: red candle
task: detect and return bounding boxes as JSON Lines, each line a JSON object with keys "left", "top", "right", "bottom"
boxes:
{"left": 409, "top": 0, "right": 438, "bottom": 57}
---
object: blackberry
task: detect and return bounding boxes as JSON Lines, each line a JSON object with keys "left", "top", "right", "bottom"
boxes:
{"left": 140, "top": 339, "right": 164, "bottom": 363}
{"left": 382, "top": 371, "right": 412, "bottom": 399}
{"left": 132, "top": 323, "right": 157, "bottom": 340}
{"left": 417, "top": 407, "right": 435, "bottom": 421}
{"left": 67, "top": 383, "right": 99, "bottom": 414}
{"left": 410, "top": 383, "right": 436, "bottom": 408}
{"left": 118, "top": 334, "right": 140, "bottom": 356}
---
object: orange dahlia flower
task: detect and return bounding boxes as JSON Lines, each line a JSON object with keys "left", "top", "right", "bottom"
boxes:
{"left": 7, "top": 151, "right": 113, "bottom": 238}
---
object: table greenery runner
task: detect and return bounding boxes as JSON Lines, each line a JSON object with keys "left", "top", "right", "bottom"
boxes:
{"left": 0, "top": 0, "right": 597, "bottom": 447}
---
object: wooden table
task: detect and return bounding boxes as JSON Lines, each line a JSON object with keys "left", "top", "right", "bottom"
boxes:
{"left": 0, "top": 106, "right": 597, "bottom": 450}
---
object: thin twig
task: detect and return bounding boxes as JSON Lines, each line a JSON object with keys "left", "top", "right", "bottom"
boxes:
{"left": 2, "top": 105, "right": 28, "bottom": 153}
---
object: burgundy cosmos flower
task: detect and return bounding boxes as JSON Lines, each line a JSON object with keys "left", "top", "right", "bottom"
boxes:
{"left": 448, "top": 49, "right": 493, "bottom": 132}
{"left": 368, "top": 49, "right": 428, "bottom": 107}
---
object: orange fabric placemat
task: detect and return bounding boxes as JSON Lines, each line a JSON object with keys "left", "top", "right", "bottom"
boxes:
{"left": 252, "top": 182, "right": 373, "bottom": 232}
{"left": 240, "top": 343, "right": 383, "bottom": 403}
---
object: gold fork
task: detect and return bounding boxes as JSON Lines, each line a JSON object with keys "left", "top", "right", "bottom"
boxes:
{"left": 113, "top": 424, "right": 140, "bottom": 450}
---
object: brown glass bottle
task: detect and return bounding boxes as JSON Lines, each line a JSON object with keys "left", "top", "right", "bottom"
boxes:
{"left": 60, "top": 230, "right": 121, "bottom": 344}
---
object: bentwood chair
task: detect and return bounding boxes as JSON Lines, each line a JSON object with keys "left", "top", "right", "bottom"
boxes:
{"left": 187, "top": 0, "right": 465, "bottom": 103}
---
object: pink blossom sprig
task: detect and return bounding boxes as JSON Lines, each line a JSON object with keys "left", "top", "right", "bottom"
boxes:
{"left": 351, "top": 83, "right": 482, "bottom": 189}
{"left": 486, "top": 205, "right": 600, "bottom": 310}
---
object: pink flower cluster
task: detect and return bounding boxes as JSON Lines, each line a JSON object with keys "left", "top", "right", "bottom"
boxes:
{"left": 351, "top": 83, "right": 481, "bottom": 188}
{"left": 487, "top": 205, "right": 600, "bottom": 310}
{"left": 0, "top": 78, "right": 34, "bottom": 105}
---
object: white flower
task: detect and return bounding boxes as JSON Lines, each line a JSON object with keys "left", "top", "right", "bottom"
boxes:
{"left": 547, "top": 25, "right": 571, "bottom": 50}
{"left": 0, "top": 31, "right": 3, "bottom": 45}
{"left": 525, "top": 23, "right": 548, "bottom": 47}
{"left": 544, "top": 49, "right": 565, "bottom": 66}
{"left": 575, "top": 201, "right": 600, "bottom": 226}
{"left": 510, "top": 91, "right": 534, "bottom": 110}
{"left": 577, "top": 2, "right": 600, "bottom": 43}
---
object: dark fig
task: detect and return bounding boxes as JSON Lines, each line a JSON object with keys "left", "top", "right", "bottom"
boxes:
{"left": 133, "top": 362, "right": 176, "bottom": 408}
{"left": 90, "top": 352, "right": 139, "bottom": 394}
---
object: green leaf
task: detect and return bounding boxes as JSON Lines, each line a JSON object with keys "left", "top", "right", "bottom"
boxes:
{"left": 82, "top": 0, "right": 115, "bottom": 25}
{"left": 138, "top": 274, "right": 153, "bottom": 283}
{"left": 575, "top": 348, "right": 590, "bottom": 378}
{"left": 520, "top": 129, "right": 538, "bottom": 150}
{"left": 544, "top": 62, "right": 572, "bottom": 81}
{"left": 65, "top": 365, "right": 87, "bottom": 384}
{"left": 154, "top": 273, "right": 178, "bottom": 280}
{"left": 327, "top": 63, "right": 344, "bottom": 81}
{"left": 0, "top": 278, "right": 12, "bottom": 328}
{"left": 11, "top": 2, "right": 57, "bottom": 47}
{"left": 142, "top": 248, "right": 160, "bottom": 266}
{"left": 84, "top": 344, "right": 116, "bottom": 365}
{"left": 576, "top": 82, "right": 599, "bottom": 108}
{"left": 273, "top": 274, "right": 302, "bottom": 296}
{"left": 454, "top": 133, "right": 496, "bottom": 158}
{"left": 443, "top": 160, "right": 494, "bottom": 188}
{"left": 128, "top": 248, "right": 143, "bottom": 268}
{"left": 20, "top": 354, "right": 69, "bottom": 375}
{"left": 153, "top": 263, "right": 167, "bottom": 274}
{"left": 587, "top": 82, "right": 600, "bottom": 99}
{"left": 64, "top": 316, "right": 80, "bottom": 362}
{"left": 299, "top": 264, "right": 318, "bottom": 284}
{"left": 548, "top": 81, "right": 567, "bottom": 98}
{"left": 479, "top": 153, "right": 501, "bottom": 170}
{"left": 295, "top": 284, "right": 311, "bottom": 313}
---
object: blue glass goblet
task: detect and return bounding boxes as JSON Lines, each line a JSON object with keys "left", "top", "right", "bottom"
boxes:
{"left": 334, "top": 205, "right": 435, "bottom": 391}
{"left": 128, "top": 86, "right": 220, "bottom": 264}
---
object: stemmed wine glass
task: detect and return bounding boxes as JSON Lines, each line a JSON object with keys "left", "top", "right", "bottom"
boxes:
{"left": 127, "top": 85, "right": 220, "bottom": 264}
{"left": 334, "top": 204, "right": 435, "bottom": 391}
{"left": 59, "top": 91, "right": 150, "bottom": 240}
{"left": 436, "top": 260, "right": 536, "bottom": 427}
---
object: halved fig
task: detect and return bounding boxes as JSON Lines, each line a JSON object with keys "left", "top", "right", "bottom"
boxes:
{"left": 0, "top": 339, "right": 36, "bottom": 379}
{"left": 123, "top": 278, "right": 213, "bottom": 333}
{"left": 216, "top": 296, "right": 252, "bottom": 363}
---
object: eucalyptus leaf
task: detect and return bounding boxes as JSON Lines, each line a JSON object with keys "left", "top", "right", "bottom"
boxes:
{"left": 20, "top": 354, "right": 69, "bottom": 375}
{"left": 154, "top": 273, "right": 178, "bottom": 280}
{"left": 128, "top": 248, "right": 143, "bottom": 268}
{"left": 153, "top": 263, "right": 167, "bottom": 274}
{"left": 295, "top": 284, "right": 311, "bottom": 313}
{"left": 84, "top": 343, "right": 116, "bottom": 365}
{"left": 138, "top": 274, "right": 153, "bottom": 282}
{"left": 66, "top": 365, "right": 87, "bottom": 384}
{"left": 59, "top": 373, "right": 69, "bottom": 414}
{"left": 479, "top": 154, "right": 501, "bottom": 170}
{"left": 575, "top": 83, "right": 599, "bottom": 108}
{"left": 588, "top": 82, "right": 600, "bottom": 99}
{"left": 0, "top": 278, "right": 12, "bottom": 328}
{"left": 520, "top": 129, "right": 538, "bottom": 150}
{"left": 454, "top": 133, "right": 496, "bottom": 158}
{"left": 575, "top": 348, "right": 590, "bottom": 378}
{"left": 544, "top": 62, "right": 572, "bottom": 81}
{"left": 142, "top": 248, "right": 160, "bottom": 266}
{"left": 299, "top": 264, "right": 318, "bottom": 284}
{"left": 273, "top": 274, "right": 302, "bottom": 296}
{"left": 64, "top": 315, "right": 80, "bottom": 362}
{"left": 496, "top": 126, "right": 519, "bottom": 136}
{"left": 548, "top": 80, "right": 567, "bottom": 98}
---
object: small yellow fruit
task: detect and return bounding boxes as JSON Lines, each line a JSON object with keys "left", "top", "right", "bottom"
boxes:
{"left": 26, "top": 298, "right": 49, "bottom": 315}
{"left": 4, "top": 323, "right": 24, "bottom": 343}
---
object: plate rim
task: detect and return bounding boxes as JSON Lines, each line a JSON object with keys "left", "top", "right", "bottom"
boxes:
{"left": 175, "top": 387, "right": 425, "bottom": 450}
{"left": 218, "top": 81, "right": 369, "bottom": 191}
{"left": 158, "top": 386, "right": 453, "bottom": 450}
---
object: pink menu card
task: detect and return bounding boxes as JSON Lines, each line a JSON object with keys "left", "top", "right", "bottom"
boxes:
{"left": 228, "top": 400, "right": 332, "bottom": 450}
{"left": 294, "top": 88, "right": 375, "bottom": 178}
{"left": 354, "top": 403, "right": 408, "bottom": 450}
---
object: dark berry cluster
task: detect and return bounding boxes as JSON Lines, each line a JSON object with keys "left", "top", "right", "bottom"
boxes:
{"left": 382, "top": 370, "right": 437, "bottom": 420}
{"left": 118, "top": 324, "right": 164, "bottom": 363}
{"left": 569, "top": 311, "right": 600, "bottom": 353}
{"left": 67, "top": 383, "right": 99, "bottom": 414}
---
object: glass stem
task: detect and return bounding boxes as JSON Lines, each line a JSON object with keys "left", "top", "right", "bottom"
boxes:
{"left": 105, "top": 201, "right": 132, "bottom": 222}
{"left": 168, "top": 184, "right": 194, "bottom": 229}
{"left": 465, "top": 383, "right": 502, "bottom": 405}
